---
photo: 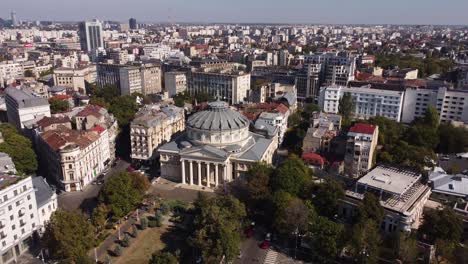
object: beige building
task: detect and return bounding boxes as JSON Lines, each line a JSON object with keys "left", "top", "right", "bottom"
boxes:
{"left": 158, "top": 100, "right": 278, "bottom": 189}
{"left": 344, "top": 123, "right": 379, "bottom": 178}
{"left": 302, "top": 112, "right": 341, "bottom": 154}
{"left": 341, "top": 166, "right": 431, "bottom": 233}
{"left": 131, "top": 104, "right": 185, "bottom": 162}
{"left": 165, "top": 71, "right": 187, "bottom": 97}
{"left": 53, "top": 66, "right": 96, "bottom": 92}
{"left": 37, "top": 124, "right": 111, "bottom": 192}
{"left": 119, "top": 64, "right": 162, "bottom": 95}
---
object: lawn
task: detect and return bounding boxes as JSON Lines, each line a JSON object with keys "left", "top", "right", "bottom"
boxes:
{"left": 114, "top": 226, "right": 167, "bottom": 264}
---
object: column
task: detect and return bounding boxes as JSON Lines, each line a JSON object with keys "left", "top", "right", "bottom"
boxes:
{"left": 223, "top": 164, "right": 228, "bottom": 183}
{"left": 181, "top": 160, "right": 186, "bottom": 184}
{"left": 215, "top": 164, "right": 219, "bottom": 187}
{"left": 197, "top": 161, "right": 202, "bottom": 186}
{"left": 206, "top": 163, "right": 210, "bottom": 187}
{"left": 189, "top": 160, "right": 193, "bottom": 185}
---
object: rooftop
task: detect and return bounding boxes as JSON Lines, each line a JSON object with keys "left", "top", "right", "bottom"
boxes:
{"left": 357, "top": 165, "right": 421, "bottom": 196}
{"left": 349, "top": 123, "right": 376, "bottom": 135}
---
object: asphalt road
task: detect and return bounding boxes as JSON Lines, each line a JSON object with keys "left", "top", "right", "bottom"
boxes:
{"left": 57, "top": 159, "right": 129, "bottom": 214}
{"left": 235, "top": 227, "right": 268, "bottom": 264}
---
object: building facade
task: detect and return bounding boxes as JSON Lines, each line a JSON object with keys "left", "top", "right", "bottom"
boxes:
{"left": 402, "top": 87, "right": 468, "bottom": 124}
{"left": 131, "top": 104, "right": 185, "bottom": 162}
{"left": 158, "top": 100, "right": 278, "bottom": 189}
{"left": 319, "top": 85, "right": 405, "bottom": 122}
{"left": 341, "top": 166, "right": 431, "bottom": 233}
{"left": 344, "top": 123, "right": 379, "bottom": 178}
{"left": 5, "top": 87, "right": 51, "bottom": 130}
{"left": 165, "top": 71, "right": 187, "bottom": 97}
{"left": 78, "top": 19, "right": 104, "bottom": 52}
{"left": 0, "top": 175, "right": 57, "bottom": 264}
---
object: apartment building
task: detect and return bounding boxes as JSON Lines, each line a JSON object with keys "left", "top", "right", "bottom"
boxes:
{"left": 249, "top": 82, "right": 295, "bottom": 103}
{"left": 255, "top": 111, "right": 289, "bottom": 145}
{"left": 130, "top": 104, "right": 185, "bottom": 163}
{"left": 78, "top": 19, "right": 104, "bottom": 52}
{"left": 402, "top": 87, "right": 468, "bottom": 124}
{"left": 165, "top": 71, "right": 187, "bottom": 97}
{"left": 36, "top": 123, "right": 110, "bottom": 192}
{"left": 344, "top": 123, "right": 379, "bottom": 178}
{"left": 0, "top": 175, "right": 57, "bottom": 264}
{"left": 304, "top": 52, "right": 357, "bottom": 87}
{"left": 319, "top": 85, "right": 405, "bottom": 122}
{"left": 108, "top": 48, "right": 129, "bottom": 65}
{"left": 295, "top": 63, "right": 321, "bottom": 100}
{"left": 97, "top": 63, "right": 162, "bottom": 95}
{"left": 53, "top": 65, "right": 96, "bottom": 91}
{"left": 5, "top": 87, "right": 51, "bottom": 130}
{"left": 302, "top": 112, "right": 341, "bottom": 154}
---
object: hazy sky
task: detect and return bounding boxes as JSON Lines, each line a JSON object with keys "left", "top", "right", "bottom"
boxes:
{"left": 2, "top": 0, "right": 468, "bottom": 25}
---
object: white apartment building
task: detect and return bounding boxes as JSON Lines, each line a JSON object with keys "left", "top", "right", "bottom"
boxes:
{"left": 402, "top": 87, "right": 468, "bottom": 124}
{"left": 131, "top": 104, "right": 185, "bottom": 162}
{"left": 5, "top": 88, "right": 51, "bottom": 130}
{"left": 319, "top": 85, "right": 405, "bottom": 122}
{"left": 344, "top": 123, "right": 379, "bottom": 178}
{"left": 119, "top": 67, "right": 142, "bottom": 95}
{"left": 256, "top": 111, "right": 289, "bottom": 144}
{"left": 0, "top": 175, "right": 57, "bottom": 264}
{"left": 165, "top": 72, "right": 187, "bottom": 97}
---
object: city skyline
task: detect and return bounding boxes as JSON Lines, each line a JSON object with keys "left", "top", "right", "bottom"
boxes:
{"left": 2, "top": 0, "right": 468, "bottom": 25}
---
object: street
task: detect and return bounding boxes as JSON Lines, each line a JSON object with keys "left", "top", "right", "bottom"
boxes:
{"left": 58, "top": 159, "right": 129, "bottom": 213}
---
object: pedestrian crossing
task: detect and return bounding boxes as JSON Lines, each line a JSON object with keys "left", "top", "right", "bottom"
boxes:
{"left": 263, "top": 249, "right": 278, "bottom": 264}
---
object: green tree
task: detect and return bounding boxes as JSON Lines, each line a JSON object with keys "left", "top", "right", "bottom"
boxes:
{"left": 149, "top": 251, "right": 178, "bottom": 264}
{"left": 114, "top": 244, "right": 122, "bottom": 256}
{"left": 140, "top": 217, "right": 148, "bottom": 230}
{"left": 309, "top": 216, "right": 345, "bottom": 262}
{"left": 419, "top": 208, "right": 463, "bottom": 244}
{"left": 0, "top": 124, "right": 37, "bottom": 174}
{"left": 189, "top": 195, "right": 246, "bottom": 263}
{"left": 437, "top": 123, "right": 468, "bottom": 154}
{"left": 42, "top": 210, "right": 95, "bottom": 261}
{"left": 99, "top": 172, "right": 142, "bottom": 218}
{"left": 108, "top": 95, "right": 138, "bottom": 126}
{"left": 396, "top": 233, "right": 419, "bottom": 263}
{"left": 245, "top": 162, "right": 273, "bottom": 202}
{"left": 338, "top": 93, "right": 354, "bottom": 126}
{"left": 49, "top": 98, "right": 70, "bottom": 114}
{"left": 271, "top": 155, "right": 310, "bottom": 196}
{"left": 273, "top": 197, "right": 309, "bottom": 236}
{"left": 24, "top": 69, "right": 34, "bottom": 77}
{"left": 349, "top": 219, "right": 381, "bottom": 264}
{"left": 311, "top": 180, "right": 345, "bottom": 219}
{"left": 356, "top": 193, "right": 385, "bottom": 224}
{"left": 91, "top": 204, "right": 108, "bottom": 233}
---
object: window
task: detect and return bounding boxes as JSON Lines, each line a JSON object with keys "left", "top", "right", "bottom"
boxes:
{"left": 7, "top": 206, "right": 11, "bottom": 211}
{"left": 449, "top": 184, "right": 454, "bottom": 190}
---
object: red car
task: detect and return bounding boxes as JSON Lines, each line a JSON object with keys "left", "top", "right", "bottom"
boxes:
{"left": 260, "top": 241, "right": 270, "bottom": 249}
{"left": 126, "top": 165, "right": 136, "bottom": 172}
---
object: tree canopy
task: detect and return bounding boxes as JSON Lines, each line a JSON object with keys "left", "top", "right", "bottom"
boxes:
{"left": 338, "top": 93, "right": 354, "bottom": 126}
{"left": 419, "top": 207, "right": 463, "bottom": 244}
{"left": 189, "top": 194, "right": 246, "bottom": 264}
{"left": 0, "top": 124, "right": 37, "bottom": 175}
{"left": 49, "top": 98, "right": 70, "bottom": 114}
{"left": 98, "top": 172, "right": 148, "bottom": 218}
{"left": 149, "top": 251, "right": 178, "bottom": 264}
{"left": 42, "top": 210, "right": 95, "bottom": 261}
{"left": 271, "top": 154, "right": 310, "bottom": 196}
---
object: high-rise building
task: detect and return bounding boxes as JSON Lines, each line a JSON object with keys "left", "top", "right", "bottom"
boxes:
{"left": 10, "top": 12, "right": 18, "bottom": 27}
{"left": 129, "top": 18, "right": 138, "bottom": 30}
{"left": 78, "top": 19, "right": 104, "bottom": 52}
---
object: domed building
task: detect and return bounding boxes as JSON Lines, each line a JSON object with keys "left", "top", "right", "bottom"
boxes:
{"left": 158, "top": 99, "right": 278, "bottom": 188}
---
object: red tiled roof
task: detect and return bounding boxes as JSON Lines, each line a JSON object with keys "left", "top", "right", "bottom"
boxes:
{"left": 76, "top": 104, "right": 102, "bottom": 118}
{"left": 36, "top": 116, "right": 71, "bottom": 128}
{"left": 349, "top": 123, "right": 376, "bottom": 135}
{"left": 91, "top": 125, "right": 106, "bottom": 134}
{"left": 302, "top": 152, "right": 325, "bottom": 165}
{"left": 50, "top": 95, "right": 72, "bottom": 100}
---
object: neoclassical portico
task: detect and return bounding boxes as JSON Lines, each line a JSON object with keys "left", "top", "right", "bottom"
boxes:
{"left": 180, "top": 159, "right": 227, "bottom": 188}
{"left": 158, "top": 99, "right": 278, "bottom": 189}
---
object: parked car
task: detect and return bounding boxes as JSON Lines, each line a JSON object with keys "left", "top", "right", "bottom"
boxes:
{"left": 260, "top": 240, "right": 270, "bottom": 249}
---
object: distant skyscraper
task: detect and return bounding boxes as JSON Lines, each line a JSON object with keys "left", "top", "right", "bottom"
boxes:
{"left": 129, "top": 18, "right": 138, "bottom": 30}
{"left": 78, "top": 19, "right": 104, "bottom": 52}
{"left": 10, "top": 11, "right": 18, "bottom": 27}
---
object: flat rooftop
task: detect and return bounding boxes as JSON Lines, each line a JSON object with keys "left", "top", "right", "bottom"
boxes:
{"left": 357, "top": 165, "right": 421, "bottom": 196}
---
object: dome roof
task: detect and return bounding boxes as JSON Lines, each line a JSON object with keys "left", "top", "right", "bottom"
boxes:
{"left": 187, "top": 100, "right": 249, "bottom": 131}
